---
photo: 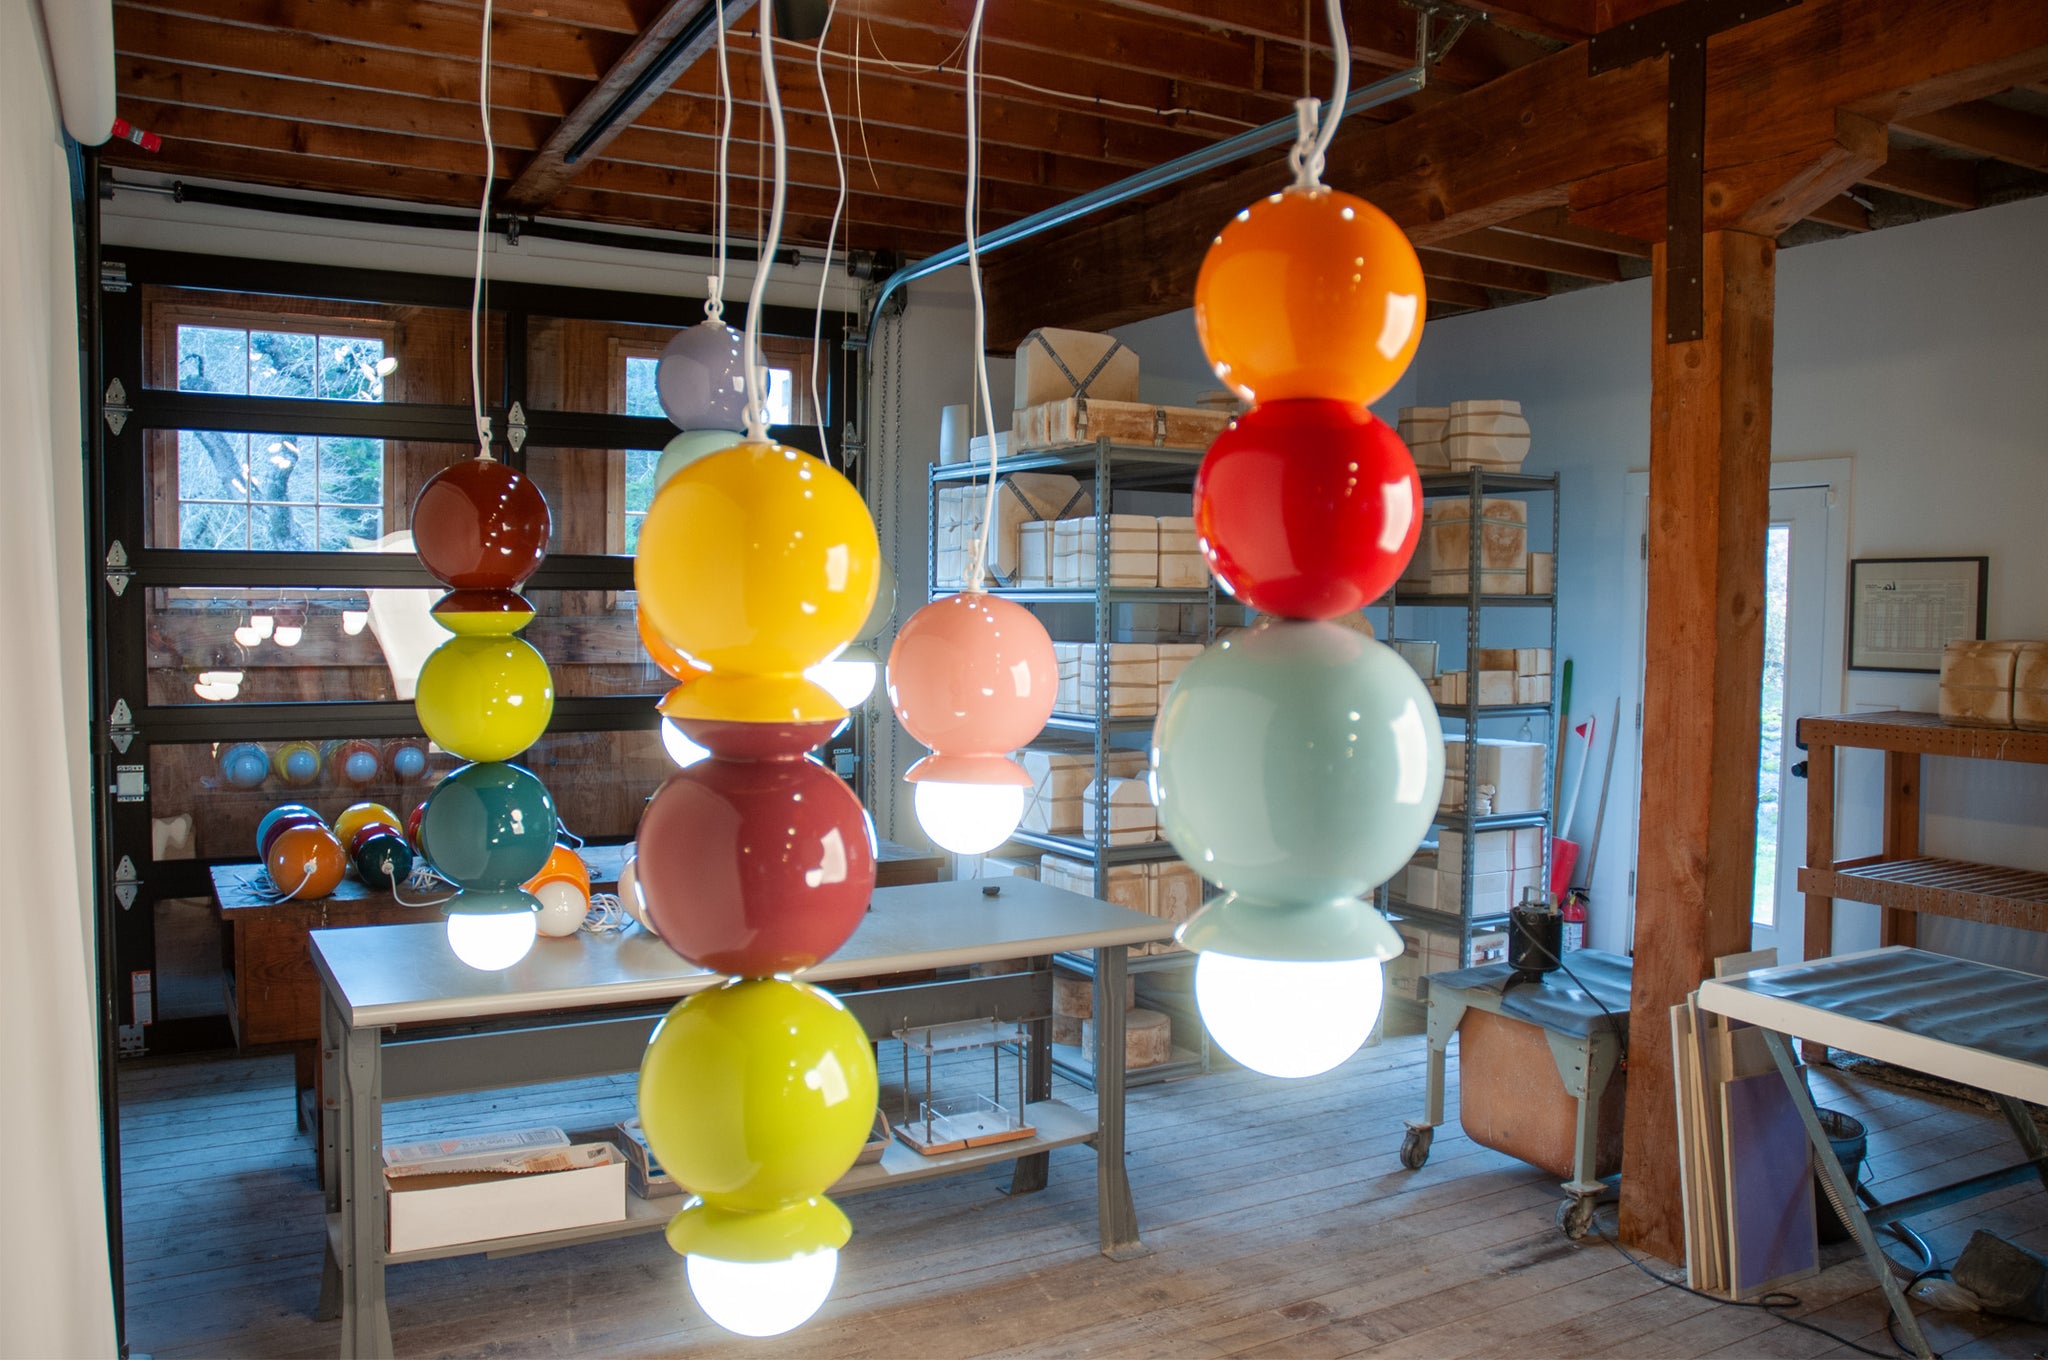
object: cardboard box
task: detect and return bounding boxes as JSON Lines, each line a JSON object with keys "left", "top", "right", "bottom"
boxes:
{"left": 1516, "top": 674, "right": 1553, "bottom": 704}
{"left": 1445, "top": 400, "right": 1530, "bottom": 472}
{"left": 1017, "top": 521, "right": 1055, "bottom": 587}
{"left": 935, "top": 475, "right": 1090, "bottom": 588}
{"left": 1529, "top": 551, "right": 1556, "bottom": 595}
{"left": 1157, "top": 515, "right": 1207, "bottom": 589}
{"left": 1083, "top": 777, "right": 1160, "bottom": 846}
{"left": 1476, "top": 669, "right": 1518, "bottom": 706}
{"left": 1444, "top": 738, "right": 1546, "bottom": 814}
{"left": 1397, "top": 405, "right": 1451, "bottom": 471}
{"left": 386, "top": 1142, "right": 625, "bottom": 1253}
{"left": 968, "top": 430, "right": 1011, "bottom": 463}
{"left": 1437, "top": 827, "right": 1545, "bottom": 878}
{"left": 1072, "top": 514, "right": 1160, "bottom": 588}
{"left": 1940, "top": 640, "right": 2021, "bottom": 728}
{"left": 384, "top": 1127, "right": 571, "bottom": 1177}
{"left": 1435, "top": 869, "right": 1513, "bottom": 918}
{"left": 1392, "top": 639, "right": 1439, "bottom": 679}
{"left": 610, "top": 1119, "right": 680, "bottom": 1200}
{"left": 1515, "top": 648, "right": 1552, "bottom": 676}
{"left": 2017, "top": 642, "right": 2048, "bottom": 732}
{"left": 1014, "top": 398, "right": 1229, "bottom": 452}
{"left": 1473, "top": 648, "right": 1518, "bottom": 671}
{"left": 1156, "top": 643, "right": 1205, "bottom": 707}
{"left": 1404, "top": 865, "right": 1439, "bottom": 910}
{"left": 977, "top": 855, "right": 1040, "bottom": 880}
{"left": 1426, "top": 498, "right": 1529, "bottom": 596}
{"left": 1013, "top": 328, "right": 1140, "bottom": 410}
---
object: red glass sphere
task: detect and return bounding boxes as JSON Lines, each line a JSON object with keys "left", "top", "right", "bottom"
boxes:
{"left": 405, "top": 801, "right": 429, "bottom": 852}
{"left": 411, "top": 458, "right": 552, "bottom": 591}
{"left": 670, "top": 716, "right": 841, "bottom": 761}
{"left": 886, "top": 593, "right": 1057, "bottom": 781}
{"left": 1194, "top": 399, "right": 1422, "bottom": 620}
{"left": 634, "top": 755, "right": 874, "bottom": 977}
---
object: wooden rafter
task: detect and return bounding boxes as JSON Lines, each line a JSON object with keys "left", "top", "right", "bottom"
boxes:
{"left": 503, "top": 0, "right": 758, "bottom": 214}
{"left": 1415, "top": 249, "right": 1551, "bottom": 296}
{"left": 1430, "top": 227, "right": 1625, "bottom": 282}
{"left": 1804, "top": 193, "right": 1873, "bottom": 230}
{"left": 1897, "top": 98, "right": 2048, "bottom": 170}
{"left": 1860, "top": 140, "right": 1981, "bottom": 209}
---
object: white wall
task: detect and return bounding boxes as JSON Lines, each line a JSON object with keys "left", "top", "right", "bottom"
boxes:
{"left": 1105, "top": 197, "right": 2048, "bottom": 970}
{"left": 1, "top": 2, "right": 118, "bottom": 1355}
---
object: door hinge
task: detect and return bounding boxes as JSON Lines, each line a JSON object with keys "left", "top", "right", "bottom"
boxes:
{"left": 114, "top": 855, "right": 142, "bottom": 909}
{"left": 507, "top": 402, "right": 527, "bottom": 454}
{"left": 101, "top": 262, "right": 130, "bottom": 295}
{"left": 109, "top": 698, "right": 137, "bottom": 755}
{"left": 105, "top": 540, "right": 133, "bottom": 596}
{"left": 104, "top": 379, "right": 131, "bottom": 436}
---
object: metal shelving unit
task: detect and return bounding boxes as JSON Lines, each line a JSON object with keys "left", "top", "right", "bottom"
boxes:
{"left": 1380, "top": 469, "right": 1563, "bottom": 964}
{"left": 928, "top": 435, "right": 1219, "bottom": 1087}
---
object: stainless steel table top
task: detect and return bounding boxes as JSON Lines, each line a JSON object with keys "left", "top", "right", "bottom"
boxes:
{"left": 313, "top": 877, "right": 1174, "bottom": 1029}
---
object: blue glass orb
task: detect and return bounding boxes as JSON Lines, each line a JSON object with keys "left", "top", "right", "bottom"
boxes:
{"left": 419, "top": 761, "right": 558, "bottom": 891}
{"left": 1150, "top": 620, "right": 1443, "bottom": 908}
{"left": 220, "top": 742, "right": 269, "bottom": 790}
{"left": 655, "top": 321, "right": 761, "bottom": 432}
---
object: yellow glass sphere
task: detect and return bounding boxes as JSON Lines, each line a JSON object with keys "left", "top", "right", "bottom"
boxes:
{"left": 334, "top": 802, "right": 403, "bottom": 849}
{"left": 414, "top": 635, "right": 556, "bottom": 762}
{"left": 634, "top": 442, "right": 879, "bottom": 724}
{"left": 638, "top": 979, "right": 878, "bottom": 1214}
{"left": 1194, "top": 187, "right": 1426, "bottom": 407}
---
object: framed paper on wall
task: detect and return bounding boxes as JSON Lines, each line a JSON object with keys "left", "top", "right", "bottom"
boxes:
{"left": 1847, "top": 556, "right": 1988, "bottom": 673}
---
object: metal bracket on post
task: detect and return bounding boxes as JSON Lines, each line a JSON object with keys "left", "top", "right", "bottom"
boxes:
{"left": 108, "top": 698, "right": 137, "bottom": 755}
{"left": 114, "top": 855, "right": 142, "bottom": 910}
{"left": 507, "top": 403, "right": 527, "bottom": 453}
{"left": 105, "top": 541, "right": 133, "bottom": 597}
{"left": 104, "top": 378, "right": 131, "bottom": 436}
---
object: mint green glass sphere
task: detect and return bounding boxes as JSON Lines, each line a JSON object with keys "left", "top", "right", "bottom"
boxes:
{"left": 1150, "top": 620, "right": 1443, "bottom": 908}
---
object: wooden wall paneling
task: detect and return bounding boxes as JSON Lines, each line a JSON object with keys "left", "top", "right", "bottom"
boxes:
{"left": 1619, "top": 230, "right": 1776, "bottom": 1264}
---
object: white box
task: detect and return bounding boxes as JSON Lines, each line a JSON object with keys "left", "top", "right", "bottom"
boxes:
{"left": 968, "top": 430, "right": 1011, "bottom": 463}
{"left": 1529, "top": 551, "right": 1556, "bottom": 596}
{"left": 1073, "top": 514, "right": 1160, "bottom": 588}
{"left": 1018, "top": 521, "right": 1055, "bottom": 587}
{"left": 1392, "top": 639, "right": 1439, "bottom": 679}
{"left": 1444, "top": 399, "right": 1530, "bottom": 472}
{"left": 1436, "top": 869, "right": 1513, "bottom": 918}
{"left": 1013, "top": 328, "right": 1140, "bottom": 410}
{"left": 1083, "top": 777, "right": 1160, "bottom": 846}
{"left": 1515, "top": 648, "right": 1552, "bottom": 677}
{"left": 1397, "top": 405, "right": 1451, "bottom": 471}
{"left": 386, "top": 1142, "right": 625, "bottom": 1254}
{"left": 1437, "top": 827, "right": 1545, "bottom": 878}
{"left": 1404, "top": 865, "right": 1438, "bottom": 909}
{"left": 1444, "top": 738, "right": 1546, "bottom": 814}
{"left": 1516, "top": 674, "right": 1553, "bottom": 704}
{"left": 976, "top": 855, "right": 1039, "bottom": 880}
{"left": 1476, "top": 669, "right": 1517, "bottom": 706}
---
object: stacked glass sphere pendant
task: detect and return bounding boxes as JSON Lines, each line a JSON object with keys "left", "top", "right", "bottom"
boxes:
{"left": 408, "top": 455, "right": 563, "bottom": 971}
{"left": 1156, "top": 94, "right": 1440, "bottom": 1080}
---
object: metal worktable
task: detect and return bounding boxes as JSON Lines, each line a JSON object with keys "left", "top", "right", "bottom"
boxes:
{"left": 1699, "top": 947, "right": 2048, "bottom": 1360}
{"left": 1402, "top": 949, "right": 1632, "bottom": 1238}
{"left": 313, "top": 877, "right": 1171, "bottom": 1358}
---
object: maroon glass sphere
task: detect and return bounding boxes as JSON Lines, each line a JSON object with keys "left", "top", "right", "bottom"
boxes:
{"left": 411, "top": 459, "right": 552, "bottom": 591}
{"left": 634, "top": 755, "right": 874, "bottom": 977}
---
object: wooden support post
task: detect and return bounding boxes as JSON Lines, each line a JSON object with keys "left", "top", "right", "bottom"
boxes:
{"left": 1880, "top": 751, "right": 1922, "bottom": 946}
{"left": 1620, "top": 229, "right": 1775, "bottom": 1263}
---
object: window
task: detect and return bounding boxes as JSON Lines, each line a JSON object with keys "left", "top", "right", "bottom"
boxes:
{"left": 174, "top": 325, "right": 390, "bottom": 551}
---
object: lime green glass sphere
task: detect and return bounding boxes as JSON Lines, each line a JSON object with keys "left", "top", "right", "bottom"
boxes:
{"left": 415, "top": 635, "right": 556, "bottom": 762}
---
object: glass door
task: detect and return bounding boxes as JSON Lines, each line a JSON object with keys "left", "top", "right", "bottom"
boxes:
{"left": 1750, "top": 485, "right": 1830, "bottom": 962}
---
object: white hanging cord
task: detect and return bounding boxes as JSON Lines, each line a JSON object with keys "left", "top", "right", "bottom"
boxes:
{"left": 809, "top": 0, "right": 847, "bottom": 467}
{"left": 470, "top": 0, "right": 498, "bottom": 458}
{"left": 256, "top": 862, "right": 316, "bottom": 904}
{"left": 962, "top": 0, "right": 1000, "bottom": 593}
{"left": 582, "top": 893, "right": 633, "bottom": 935}
{"left": 391, "top": 863, "right": 462, "bottom": 909}
{"left": 741, "top": 5, "right": 792, "bottom": 445}
{"left": 707, "top": 0, "right": 734, "bottom": 321}
{"left": 1288, "top": 0, "right": 1352, "bottom": 191}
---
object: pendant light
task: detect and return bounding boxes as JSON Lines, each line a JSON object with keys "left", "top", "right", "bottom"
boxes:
{"left": 631, "top": 2, "right": 878, "bottom": 1337}
{"left": 1154, "top": 0, "right": 1438, "bottom": 1078}
{"left": 885, "top": 0, "right": 1057, "bottom": 858}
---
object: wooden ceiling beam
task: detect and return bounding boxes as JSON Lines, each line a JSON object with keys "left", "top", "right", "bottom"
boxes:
{"left": 1896, "top": 99, "right": 2048, "bottom": 171}
{"left": 1429, "top": 228, "right": 1625, "bottom": 282}
{"left": 1464, "top": 0, "right": 1599, "bottom": 42}
{"left": 1804, "top": 194, "right": 1873, "bottom": 231}
{"left": 1859, "top": 141, "right": 1981, "bottom": 209}
{"left": 1415, "top": 250, "right": 1550, "bottom": 297}
{"left": 103, "top": 138, "right": 487, "bottom": 209}
{"left": 1496, "top": 205, "right": 1653, "bottom": 259}
{"left": 1420, "top": 277, "right": 1493, "bottom": 311}
{"left": 503, "top": 0, "right": 755, "bottom": 214}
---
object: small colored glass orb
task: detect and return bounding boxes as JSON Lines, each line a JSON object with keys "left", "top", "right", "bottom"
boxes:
{"left": 405, "top": 801, "right": 428, "bottom": 853}
{"left": 1194, "top": 187, "right": 1426, "bottom": 407}
{"left": 335, "top": 802, "right": 403, "bottom": 849}
{"left": 1194, "top": 399, "right": 1422, "bottom": 619}
{"left": 255, "top": 804, "right": 318, "bottom": 857}
{"left": 266, "top": 824, "right": 347, "bottom": 900}
{"left": 414, "top": 636, "right": 556, "bottom": 762}
{"left": 410, "top": 458, "right": 552, "bottom": 591}
{"left": 1150, "top": 620, "right": 1443, "bottom": 908}
{"left": 419, "top": 761, "right": 558, "bottom": 891}
{"left": 655, "top": 429, "right": 747, "bottom": 490}
{"left": 635, "top": 755, "right": 874, "bottom": 977}
{"left": 886, "top": 592, "right": 1057, "bottom": 785}
{"left": 350, "top": 828, "right": 414, "bottom": 892}
{"left": 533, "top": 879, "right": 590, "bottom": 937}
{"left": 655, "top": 321, "right": 758, "bottom": 432}
{"left": 635, "top": 443, "right": 880, "bottom": 725}
{"left": 431, "top": 588, "right": 536, "bottom": 636}
{"left": 638, "top": 979, "right": 878, "bottom": 1212}
{"left": 385, "top": 739, "right": 429, "bottom": 781}
{"left": 272, "top": 740, "right": 322, "bottom": 786}
{"left": 219, "top": 742, "right": 270, "bottom": 790}
{"left": 525, "top": 843, "right": 591, "bottom": 896}
{"left": 323, "top": 739, "right": 384, "bottom": 788}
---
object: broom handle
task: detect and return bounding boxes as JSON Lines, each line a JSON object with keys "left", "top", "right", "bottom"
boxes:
{"left": 1551, "top": 658, "right": 1573, "bottom": 815}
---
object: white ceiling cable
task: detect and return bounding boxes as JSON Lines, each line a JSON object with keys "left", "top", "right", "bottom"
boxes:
{"left": 961, "top": 0, "right": 1001, "bottom": 592}
{"left": 809, "top": 0, "right": 847, "bottom": 466}
{"left": 1289, "top": 0, "right": 1353, "bottom": 191}
{"left": 470, "top": 0, "right": 496, "bottom": 458}
{"left": 740, "top": 1, "right": 791, "bottom": 445}
{"left": 707, "top": 0, "right": 734, "bottom": 320}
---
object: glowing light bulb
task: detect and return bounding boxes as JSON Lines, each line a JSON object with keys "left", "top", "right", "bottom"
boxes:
{"left": 661, "top": 719, "right": 711, "bottom": 769}
{"left": 1193, "top": 951, "right": 1384, "bottom": 1079}
{"left": 273, "top": 622, "right": 304, "bottom": 647}
{"left": 445, "top": 909, "right": 538, "bottom": 971}
{"left": 686, "top": 1248, "right": 838, "bottom": 1338}
{"left": 233, "top": 623, "right": 263, "bottom": 647}
{"left": 249, "top": 613, "right": 275, "bottom": 640}
{"left": 374, "top": 356, "right": 400, "bottom": 377}
{"left": 806, "top": 654, "right": 878, "bottom": 709}
{"left": 913, "top": 780, "right": 1024, "bottom": 856}
{"left": 533, "top": 880, "right": 589, "bottom": 937}
{"left": 342, "top": 609, "right": 370, "bottom": 636}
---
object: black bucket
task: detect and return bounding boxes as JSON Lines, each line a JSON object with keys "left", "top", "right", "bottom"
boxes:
{"left": 1815, "top": 1107, "right": 1868, "bottom": 1244}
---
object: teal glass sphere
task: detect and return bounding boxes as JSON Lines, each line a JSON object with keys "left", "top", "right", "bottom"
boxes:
{"left": 419, "top": 761, "right": 558, "bottom": 891}
{"left": 1150, "top": 620, "right": 1443, "bottom": 909}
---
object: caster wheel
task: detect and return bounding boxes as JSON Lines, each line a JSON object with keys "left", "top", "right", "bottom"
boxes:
{"left": 1399, "top": 1126, "right": 1433, "bottom": 1170}
{"left": 1557, "top": 1197, "right": 1595, "bottom": 1240}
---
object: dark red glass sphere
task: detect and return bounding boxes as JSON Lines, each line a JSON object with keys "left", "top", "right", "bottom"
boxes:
{"left": 411, "top": 459, "right": 552, "bottom": 591}
{"left": 634, "top": 755, "right": 874, "bottom": 977}
{"left": 1194, "top": 399, "right": 1422, "bottom": 620}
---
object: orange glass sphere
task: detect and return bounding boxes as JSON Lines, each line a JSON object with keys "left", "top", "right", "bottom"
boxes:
{"left": 637, "top": 606, "right": 705, "bottom": 685}
{"left": 886, "top": 592, "right": 1056, "bottom": 785}
{"left": 266, "top": 824, "right": 347, "bottom": 900}
{"left": 1194, "top": 187, "right": 1426, "bottom": 408}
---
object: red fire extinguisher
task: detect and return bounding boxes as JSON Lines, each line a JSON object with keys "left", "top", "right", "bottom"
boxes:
{"left": 111, "top": 117, "right": 162, "bottom": 153}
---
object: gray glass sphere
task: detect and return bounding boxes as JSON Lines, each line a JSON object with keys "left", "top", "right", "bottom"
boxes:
{"left": 656, "top": 321, "right": 758, "bottom": 433}
{"left": 1150, "top": 620, "right": 1444, "bottom": 910}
